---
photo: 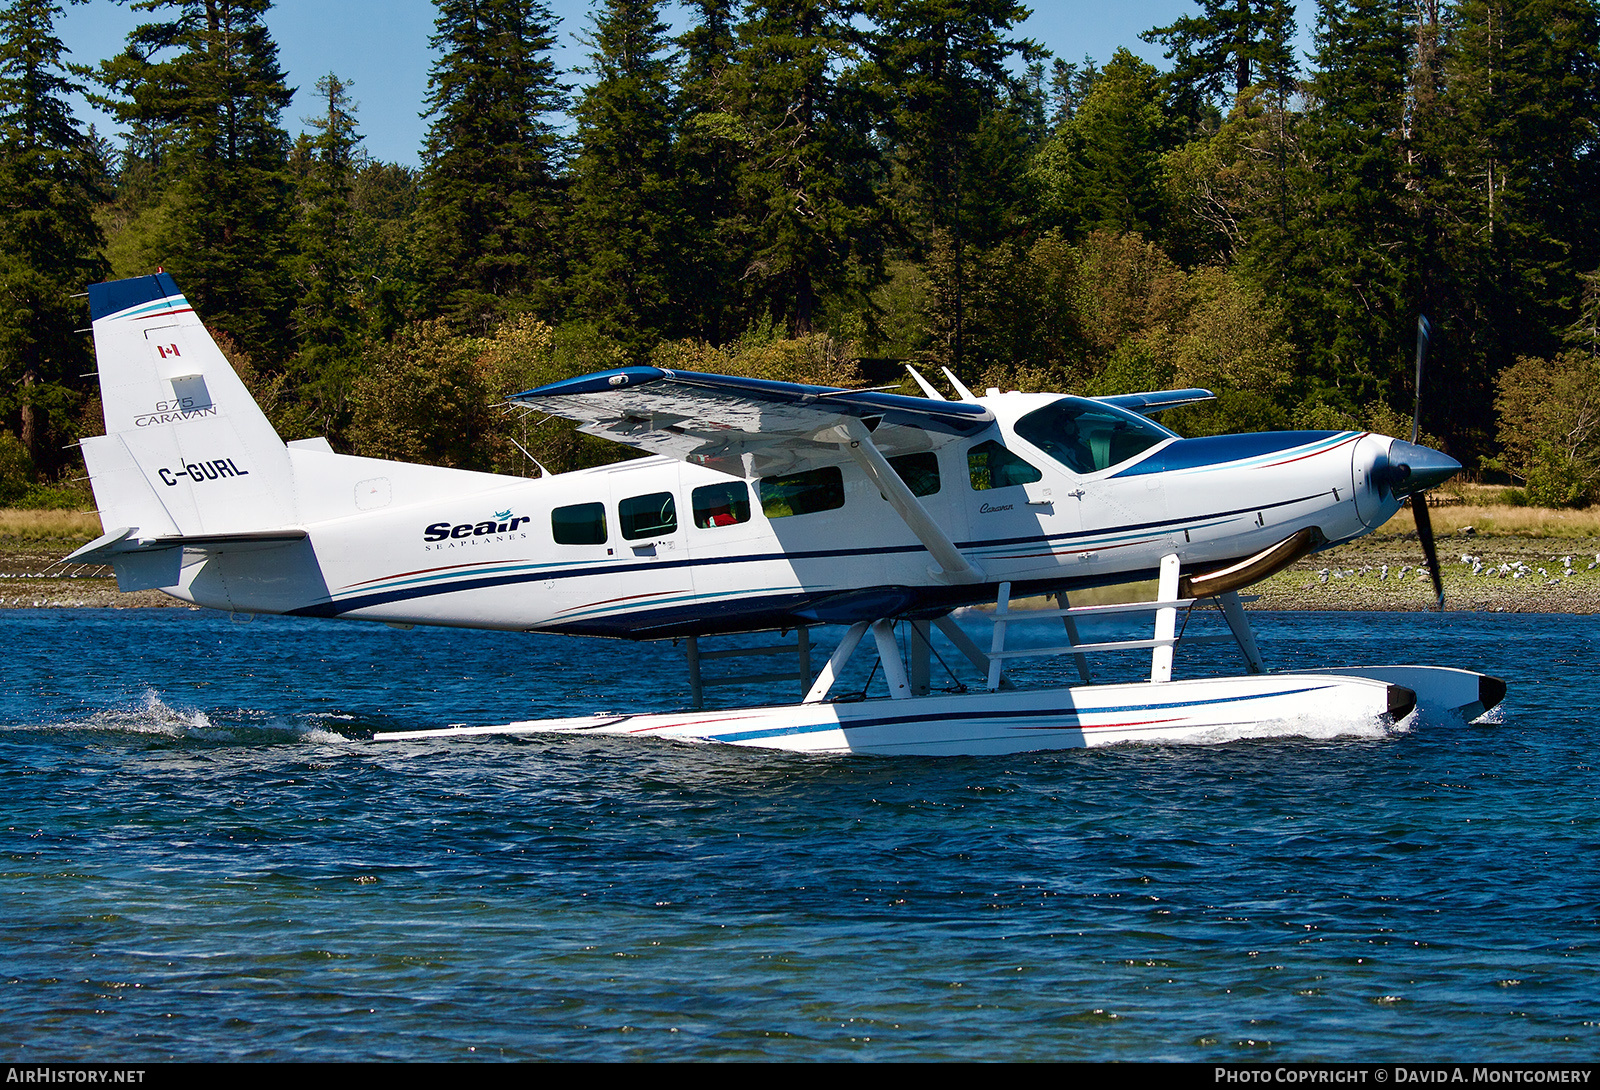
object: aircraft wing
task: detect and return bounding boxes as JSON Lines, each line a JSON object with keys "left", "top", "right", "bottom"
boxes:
{"left": 509, "top": 367, "right": 995, "bottom": 477}
{"left": 1094, "top": 388, "right": 1214, "bottom": 415}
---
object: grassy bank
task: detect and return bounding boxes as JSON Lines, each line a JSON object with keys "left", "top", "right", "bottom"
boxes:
{"left": 0, "top": 508, "right": 103, "bottom": 542}
{"left": 1373, "top": 483, "right": 1600, "bottom": 539}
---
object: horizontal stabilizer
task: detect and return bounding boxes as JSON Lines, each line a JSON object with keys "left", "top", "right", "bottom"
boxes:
{"left": 1094, "top": 388, "right": 1214, "bottom": 415}
{"left": 65, "top": 527, "right": 307, "bottom": 566}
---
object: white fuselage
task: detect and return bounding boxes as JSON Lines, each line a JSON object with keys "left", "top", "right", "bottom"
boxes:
{"left": 152, "top": 393, "right": 1402, "bottom": 638}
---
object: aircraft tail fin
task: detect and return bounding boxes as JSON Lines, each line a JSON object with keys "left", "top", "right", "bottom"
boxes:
{"left": 81, "top": 274, "right": 297, "bottom": 540}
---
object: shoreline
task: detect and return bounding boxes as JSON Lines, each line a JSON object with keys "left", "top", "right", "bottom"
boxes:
{"left": 5, "top": 531, "right": 1599, "bottom": 614}
{"left": 1249, "top": 530, "right": 1600, "bottom": 613}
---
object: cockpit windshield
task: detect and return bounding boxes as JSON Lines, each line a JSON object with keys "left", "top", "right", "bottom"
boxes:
{"left": 1013, "top": 398, "right": 1176, "bottom": 474}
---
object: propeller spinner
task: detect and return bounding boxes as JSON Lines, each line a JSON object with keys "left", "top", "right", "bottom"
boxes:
{"left": 1370, "top": 440, "right": 1462, "bottom": 498}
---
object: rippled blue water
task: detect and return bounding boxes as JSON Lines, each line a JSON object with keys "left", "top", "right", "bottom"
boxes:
{"left": 1, "top": 607, "right": 1596, "bottom": 1061}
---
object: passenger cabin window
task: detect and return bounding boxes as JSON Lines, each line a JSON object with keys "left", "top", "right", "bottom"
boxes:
{"left": 759, "top": 466, "right": 845, "bottom": 518}
{"left": 692, "top": 481, "right": 751, "bottom": 528}
{"left": 968, "top": 440, "right": 1042, "bottom": 491}
{"left": 888, "top": 451, "right": 940, "bottom": 497}
{"left": 551, "top": 502, "right": 607, "bottom": 545}
{"left": 619, "top": 491, "right": 678, "bottom": 540}
{"left": 1014, "top": 398, "right": 1174, "bottom": 474}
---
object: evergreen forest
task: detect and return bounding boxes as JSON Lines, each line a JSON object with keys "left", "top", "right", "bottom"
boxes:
{"left": 3, "top": 0, "right": 1599, "bottom": 507}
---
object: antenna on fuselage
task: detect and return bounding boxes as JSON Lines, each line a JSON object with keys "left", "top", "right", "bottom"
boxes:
{"left": 508, "top": 436, "right": 550, "bottom": 478}
{"left": 941, "top": 367, "right": 979, "bottom": 402}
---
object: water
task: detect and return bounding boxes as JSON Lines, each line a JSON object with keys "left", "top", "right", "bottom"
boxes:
{"left": 1, "top": 607, "right": 1596, "bottom": 1061}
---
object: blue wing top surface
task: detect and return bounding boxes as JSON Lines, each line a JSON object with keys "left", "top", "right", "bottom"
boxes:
{"left": 1093, "top": 388, "right": 1215, "bottom": 415}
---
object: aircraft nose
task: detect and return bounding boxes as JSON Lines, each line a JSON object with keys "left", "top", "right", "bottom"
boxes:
{"left": 1378, "top": 439, "right": 1461, "bottom": 495}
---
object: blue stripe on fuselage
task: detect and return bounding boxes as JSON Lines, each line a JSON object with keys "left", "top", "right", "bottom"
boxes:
{"left": 287, "top": 490, "right": 1330, "bottom": 625}
{"left": 1111, "top": 432, "right": 1347, "bottom": 478}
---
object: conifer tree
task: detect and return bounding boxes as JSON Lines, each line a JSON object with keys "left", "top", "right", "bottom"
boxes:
{"left": 867, "top": 0, "right": 1036, "bottom": 249}
{"left": 288, "top": 72, "right": 363, "bottom": 435}
{"left": 865, "top": 0, "right": 1035, "bottom": 369}
{"left": 673, "top": 0, "right": 742, "bottom": 342}
{"left": 1428, "top": 0, "right": 1600, "bottom": 454}
{"left": 0, "top": 0, "right": 107, "bottom": 470}
{"left": 567, "top": 0, "right": 677, "bottom": 358}
{"left": 1045, "top": 55, "right": 1100, "bottom": 130}
{"left": 1277, "top": 0, "right": 1413, "bottom": 416}
{"left": 1032, "top": 48, "right": 1179, "bottom": 241}
{"left": 1142, "top": 0, "right": 1298, "bottom": 113}
{"left": 98, "top": 0, "right": 296, "bottom": 362}
{"left": 729, "top": 0, "right": 885, "bottom": 335}
{"left": 416, "top": 0, "right": 567, "bottom": 331}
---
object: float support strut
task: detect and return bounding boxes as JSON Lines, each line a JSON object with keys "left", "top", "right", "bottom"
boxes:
{"left": 1219, "top": 590, "right": 1264, "bottom": 674}
{"left": 804, "top": 621, "right": 870, "bottom": 703}
{"left": 1055, "top": 592, "right": 1094, "bottom": 684}
{"left": 934, "top": 615, "right": 1009, "bottom": 690}
{"left": 686, "top": 636, "right": 703, "bottom": 708}
{"left": 908, "top": 620, "right": 932, "bottom": 696}
{"left": 987, "top": 582, "right": 1012, "bottom": 691}
{"left": 871, "top": 619, "right": 912, "bottom": 699}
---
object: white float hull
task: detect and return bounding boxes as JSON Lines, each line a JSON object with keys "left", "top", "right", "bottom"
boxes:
{"left": 369, "top": 666, "right": 1504, "bottom": 756}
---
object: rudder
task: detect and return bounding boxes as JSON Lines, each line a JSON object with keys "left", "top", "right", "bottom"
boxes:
{"left": 82, "top": 273, "right": 296, "bottom": 538}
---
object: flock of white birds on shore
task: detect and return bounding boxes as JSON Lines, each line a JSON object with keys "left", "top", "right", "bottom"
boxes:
{"left": 1315, "top": 553, "right": 1600, "bottom": 586}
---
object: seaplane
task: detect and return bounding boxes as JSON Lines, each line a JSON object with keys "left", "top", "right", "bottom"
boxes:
{"left": 64, "top": 272, "right": 1504, "bottom": 755}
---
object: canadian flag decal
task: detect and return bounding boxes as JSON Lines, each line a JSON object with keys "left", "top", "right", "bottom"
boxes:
{"left": 155, "top": 343, "right": 181, "bottom": 358}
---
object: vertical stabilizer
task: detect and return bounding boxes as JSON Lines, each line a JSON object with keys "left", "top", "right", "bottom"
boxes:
{"left": 83, "top": 274, "right": 296, "bottom": 537}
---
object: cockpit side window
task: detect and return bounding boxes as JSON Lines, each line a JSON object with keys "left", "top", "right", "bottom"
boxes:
{"left": 1014, "top": 399, "right": 1174, "bottom": 474}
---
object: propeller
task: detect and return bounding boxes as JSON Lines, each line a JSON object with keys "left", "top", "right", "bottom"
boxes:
{"left": 1413, "top": 484, "right": 1444, "bottom": 610}
{"left": 1370, "top": 316, "right": 1453, "bottom": 609}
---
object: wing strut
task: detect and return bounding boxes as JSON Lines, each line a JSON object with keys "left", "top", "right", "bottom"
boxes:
{"left": 834, "top": 419, "right": 983, "bottom": 585}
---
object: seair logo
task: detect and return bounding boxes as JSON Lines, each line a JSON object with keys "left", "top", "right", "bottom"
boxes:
{"left": 424, "top": 513, "right": 532, "bottom": 544}
{"left": 158, "top": 458, "right": 249, "bottom": 487}
{"left": 136, "top": 397, "right": 218, "bottom": 427}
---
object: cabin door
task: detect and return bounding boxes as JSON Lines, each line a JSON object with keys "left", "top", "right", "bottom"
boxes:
{"left": 605, "top": 467, "right": 693, "bottom": 627}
